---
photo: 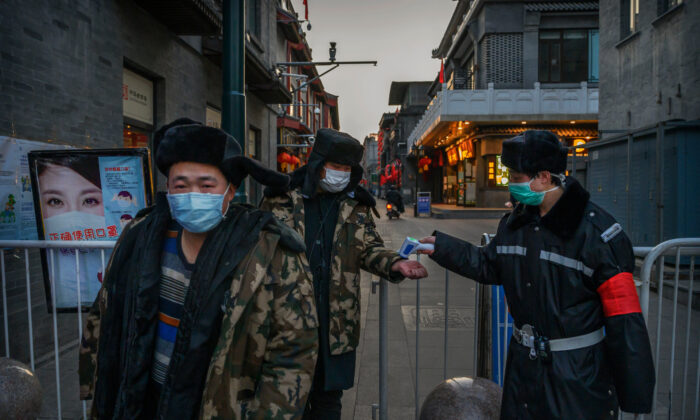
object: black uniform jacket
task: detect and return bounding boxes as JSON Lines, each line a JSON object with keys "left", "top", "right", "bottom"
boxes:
{"left": 430, "top": 177, "right": 655, "bottom": 419}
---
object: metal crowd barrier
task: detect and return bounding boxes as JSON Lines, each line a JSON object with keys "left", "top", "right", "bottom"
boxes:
{"left": 373, "top": 249, "right": 491, "bottom": 420}
{"left": 2, "top": 236, "right": 697, "bottom": 419}
{"left": 636, "top": 238, "right": 700, "bottom": 420}
{"left": 0, "top": 240, "right": 115, "bottom": 420}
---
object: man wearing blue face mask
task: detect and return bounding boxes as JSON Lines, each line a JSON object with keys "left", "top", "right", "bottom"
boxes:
{"left": 79, "top": 119, "right": 319, "bottom": 419}
{"left": 261, "top": 128, "right": 428, "bottom": 420}
{"left": 418, "top": 130, "right": 655, "bottom": 419}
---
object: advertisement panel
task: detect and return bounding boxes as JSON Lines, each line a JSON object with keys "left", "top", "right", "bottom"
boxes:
{"left": 0, "top": 137, "right": 70, "bottom": 240}
{"left": 28, "top": 149, "right": 153, "bottom": 310}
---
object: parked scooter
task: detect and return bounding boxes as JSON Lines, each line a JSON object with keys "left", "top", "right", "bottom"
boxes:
{"left": 386, "top": 202, "right": 400, "bottom": 220}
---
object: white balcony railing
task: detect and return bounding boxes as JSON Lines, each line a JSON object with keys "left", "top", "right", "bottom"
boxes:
{"left": 408, "top": 82, "right": 599, "bottom": 148}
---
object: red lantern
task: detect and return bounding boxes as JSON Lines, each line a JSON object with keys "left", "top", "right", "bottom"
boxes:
{"left": 277, "top": 152, "right": 290, "bottom": 163}
{"left": 419, "top": 157, "right": 432, "bottom": 172}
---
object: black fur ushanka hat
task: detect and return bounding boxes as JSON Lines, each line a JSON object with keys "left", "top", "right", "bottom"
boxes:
{"left": 154, "top": 119, "right": 289, "bottom": 188}
{"left": 501, "top": 130, "right": 567, "bottom": 175}
{"left": 300, "top": 128, "right": 364, "bottom": 197}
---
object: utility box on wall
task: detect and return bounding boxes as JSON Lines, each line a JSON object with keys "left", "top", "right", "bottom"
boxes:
{"left": 586, "top": 122, "right": 700, "bottom": 246}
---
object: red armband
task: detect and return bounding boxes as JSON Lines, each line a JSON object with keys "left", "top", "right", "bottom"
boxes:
{"left": 596, "top": 272, "right": 642, "bottom": 317}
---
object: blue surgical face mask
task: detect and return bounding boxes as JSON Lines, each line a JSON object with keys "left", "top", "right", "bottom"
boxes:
{"left": 167, "top": 185, "right": 230, "bottom": 233}
{"left": 508, "top": 177, "right": 559, "bottom": 206}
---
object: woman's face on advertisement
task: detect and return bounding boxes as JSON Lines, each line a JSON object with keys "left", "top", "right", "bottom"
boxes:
{"left": 39, "top": 164, "right": 104, "bottom": 218}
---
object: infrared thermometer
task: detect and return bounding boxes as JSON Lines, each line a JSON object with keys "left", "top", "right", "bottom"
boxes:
{"left": 398, "top": 237, "right": 434, "bottom": 258}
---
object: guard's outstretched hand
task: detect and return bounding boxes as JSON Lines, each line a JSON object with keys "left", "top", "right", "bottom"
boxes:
{"left": 391, "top": 260, "right": 428, "bottom": 279}
{"left": 417, "top": 236, "right": 436, "bottom": 256}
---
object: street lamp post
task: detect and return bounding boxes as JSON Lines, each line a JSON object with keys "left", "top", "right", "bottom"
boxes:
{"left": 223, "top": 0, "right": 247, "bottom": 202}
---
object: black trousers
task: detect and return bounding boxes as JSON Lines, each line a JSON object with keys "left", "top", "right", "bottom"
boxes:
{"left": 303, "top": 360, "right": 343, "bottom": 420}
{"left": 303, "top": 387, "right": 343, "bottom": 420}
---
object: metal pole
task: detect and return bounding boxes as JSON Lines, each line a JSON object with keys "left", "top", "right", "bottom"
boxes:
{"left": 667, "top": 248, "right": 681, "bottom": 417}
{"left": 502, "top": 299, "right": 508, "bottom": 384}
{"left": 572, "top": 147, "right": 577, "bottom": 179}
{"left": 1, "top": 250, "right": 9, "bottom": 357}
{"left": 473, "top": 282, "right": 480, "bottom": 378}
{"left": 443, "top": 269, "right": 449, "bottom": 381}
{"left": 24, "top": 249, "right": 34, "bottom": 370}
{"left": 75, "top": 250, "right": 87, "bottom": 420}
{"left": 680, "top": 256, "right": 694, "bottom": 420}
{"left": 379, "top": 278, "right": 388, "bottom": 420}
{"left": 49, "top": 250, "right": 61, "bottom": 417}
{"left": 415, "top": 254, "right": 421, "bottom": 419}
{"left": 652, "top": 255, "right": 664, "bottom": 420}
{"left": 495, "top": 286, "right": 501, "bottom": 385}
{"left": 223, "top": 0, "right": 247, "bottom": 203}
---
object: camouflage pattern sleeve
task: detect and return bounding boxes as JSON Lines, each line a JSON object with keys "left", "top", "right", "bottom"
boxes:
{"left": 358, "top": 210, "right": 405, "bottom": 283}
{"left": 259, "top": 194, "right": 296, "bottom": 228}
{"left": 253, "top": 247, "right": 318, "bottom": 418}
{"left": 79, "top": 286, "right": 106, "bottom": 401}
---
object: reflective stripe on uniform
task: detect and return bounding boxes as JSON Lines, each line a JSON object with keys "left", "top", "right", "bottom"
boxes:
{"left": 539, "top": 250, "right": 594, "bottom": 277}
{"left": 497, "top": 245, "right": 527, "bottom": 256}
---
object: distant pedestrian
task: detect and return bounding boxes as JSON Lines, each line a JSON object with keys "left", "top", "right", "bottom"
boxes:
{"left": 419, "top": 130, "right": 655, "bottom": 418}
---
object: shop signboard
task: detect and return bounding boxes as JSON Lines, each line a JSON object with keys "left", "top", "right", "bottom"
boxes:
{"left": 28, "top": 149, "right": 153, "bottom": 311}
{"left": 122, "top": 68, "right": 154, "bottom": 125}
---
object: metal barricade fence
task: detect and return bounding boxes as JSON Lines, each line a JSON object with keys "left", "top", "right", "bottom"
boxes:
{"left": 0, "top": 240, "right": 115, "bottom": 420}
{"left": 373, "top": 244, "right": 495, "bottom": 420}
{"left": 3, "top": 237, "right": 696, "bottom": 419}
{"left": 635, "top": 238, "right": 700, "bottom": 420}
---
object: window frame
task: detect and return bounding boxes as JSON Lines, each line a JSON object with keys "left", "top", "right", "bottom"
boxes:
{"left": 538, "top": 29, "right": 593, "bottom": 84}
{"left": 246, "top": 0, "right": 262, "bottom": 40}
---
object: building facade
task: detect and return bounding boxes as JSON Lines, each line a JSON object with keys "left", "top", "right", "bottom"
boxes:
{"left": 407, "top": 0, "right": 600, "bottom": 207}
{"left": 0, "top": 0, "right": 339, "bottom": 364}
{"left": 383, "top": 81, "right": 432, "bottom": 205}
{"left": 362, "top": 133, "right": 379, "bottom": 196}
{"left": 591, "top": 0, "right": 699, "bottom": 245}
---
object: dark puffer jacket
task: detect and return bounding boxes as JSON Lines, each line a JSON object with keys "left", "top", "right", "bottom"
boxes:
{"left": 430, "top": 177, "right": 655, "bottom": 419}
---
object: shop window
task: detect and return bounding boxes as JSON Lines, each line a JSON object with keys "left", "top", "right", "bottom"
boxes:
{"left": 123, "top": 125, "right": 150, "bottom": 148}
{"left": 539, "top": 30, "right": 592, "bottom": 83}
{"left": 485, "top": 155, "right": 509, "bottom": 188}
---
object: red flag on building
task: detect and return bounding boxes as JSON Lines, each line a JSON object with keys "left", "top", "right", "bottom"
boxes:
{"left": 303, "top": 0, "right": 309, "bottom": 20}
{"left": 439, "top": 59, "right": 445, "bottom": 84}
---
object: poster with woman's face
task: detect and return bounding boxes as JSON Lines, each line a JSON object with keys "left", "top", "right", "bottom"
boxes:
{"left": 28, "top": 149, "right": 152, "bottom": 311}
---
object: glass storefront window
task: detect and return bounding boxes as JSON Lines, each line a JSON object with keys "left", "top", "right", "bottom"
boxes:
{"left": 123, "top": 125, "right": 150, "bottom": 149}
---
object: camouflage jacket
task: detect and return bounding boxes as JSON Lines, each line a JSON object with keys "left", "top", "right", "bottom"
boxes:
{"left": 79, "top": 195, "right": 318, "bottom": 419}
{"left": 260, "top": 189, "right": 403, "bottom": 356}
